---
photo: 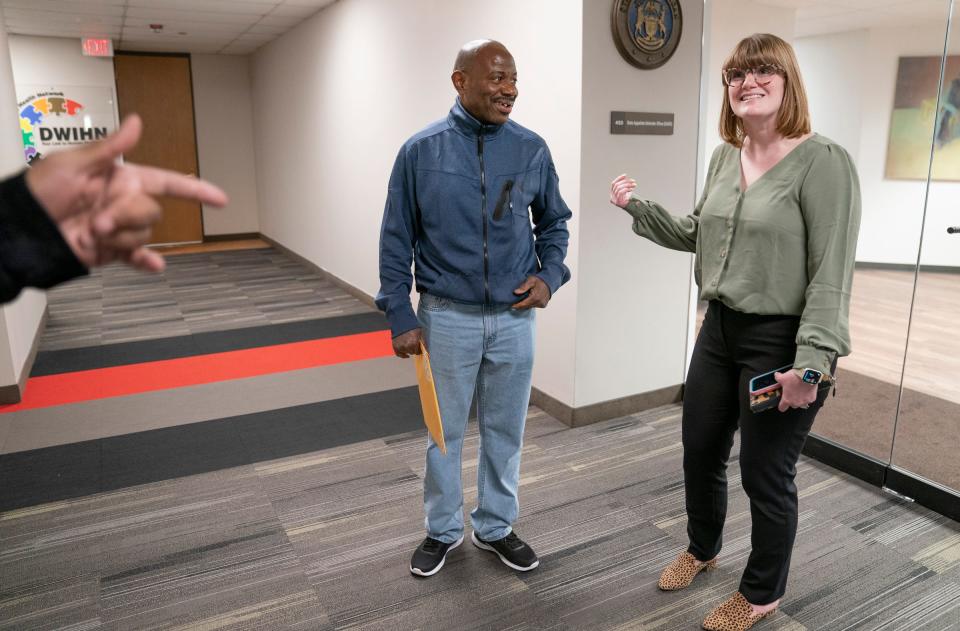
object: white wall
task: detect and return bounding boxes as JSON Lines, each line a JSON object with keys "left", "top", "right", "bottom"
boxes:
{"left": 573, "top": 0, "right": 704, "bottom": 406}
{"left": 0, "top": 30, "right": 47, "bottom": 393}
{"left": 703, "top": 0, "right": 796, "bottom": 161}
{"left": 1, "top": 36, "right": 116, "bottom": 395}
{"left": 9, "top": 36, "right": 261, "bottom": 238}
{"left": 793, "top": 30, "right": 865, "bottom": 165}
{"left": 797, "top": 23, "right": 960, "bottom": 267}
{"left": 250, "top": 0, "right": 584, "bottom": 402}
{"left": 8, "top": 34, "right": 117, "bottom": 102}
{"left": 0, "top": 315, "right": 12, "bottom": 387}
{"left": 191, "top": 54, "right": 260, "bottom": 236}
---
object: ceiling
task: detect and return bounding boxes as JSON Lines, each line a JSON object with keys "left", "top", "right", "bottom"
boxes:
{"left": 754, "top": 0, "right": 952, "bottom": 38}
{"left": 0, "top": 0, "right": 954, "bottom": 57}
{"left": 0, "top": 0, "right": 336, "bottom": 56}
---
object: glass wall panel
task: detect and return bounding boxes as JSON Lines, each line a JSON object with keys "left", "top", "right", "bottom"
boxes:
{"left": 892, "top": 1, "right": 960, "bottom": 494}
{"left": 792, "top": 4, "right": 952, "bottom": 463}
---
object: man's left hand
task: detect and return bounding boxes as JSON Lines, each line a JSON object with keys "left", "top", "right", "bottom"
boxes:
{"left": 512, "top": 275, "right": 550, "bottom": 309}
{"left": 773, "top": 370, "right": 818, "bottom": 412}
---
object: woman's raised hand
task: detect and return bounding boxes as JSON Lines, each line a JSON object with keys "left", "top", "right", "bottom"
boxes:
{"left": 610, "top": 174, "right": 637, "bottom": 209}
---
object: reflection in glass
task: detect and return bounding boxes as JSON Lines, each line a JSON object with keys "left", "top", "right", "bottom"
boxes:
{"left": 894, "top": 271, "right": 960, "bottom": 491}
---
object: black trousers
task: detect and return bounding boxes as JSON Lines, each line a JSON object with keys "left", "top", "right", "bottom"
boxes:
{"left": 683, "top": 301, "right": 831, "bottom": 605}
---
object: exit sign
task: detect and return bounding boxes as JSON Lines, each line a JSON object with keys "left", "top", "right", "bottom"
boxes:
{"left": 81, "top": 38, "right": 114, "bottom": 57}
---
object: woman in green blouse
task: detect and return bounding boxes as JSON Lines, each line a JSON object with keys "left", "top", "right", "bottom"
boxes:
{"left": 610, "top": 33, "right": 861, "bottom": 631}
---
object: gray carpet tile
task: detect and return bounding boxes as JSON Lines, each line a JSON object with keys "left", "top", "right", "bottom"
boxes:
{"left": 1, "top": 465, "right": 330, "bottom": 631}
{"left": 3, "top": 405, "right": 959, "bottom": 629}
{"left": 40, "top": 247, "right": 373, "bottom": 352}
{"left": 0, "top": 574, "right": 100, "bottom": 631}
{"left": 259, "top": 441, "right": 427, "bottom": 589}
{"left": 100, "top": 525, "right": 327, "bottom": 630}
{"left": 0, "top": 416, "right": 10, "bottom": 454}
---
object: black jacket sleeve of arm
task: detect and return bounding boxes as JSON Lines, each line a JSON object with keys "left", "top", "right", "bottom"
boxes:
{"left": 0, "top": 171, "right": 87, "bottom": 303}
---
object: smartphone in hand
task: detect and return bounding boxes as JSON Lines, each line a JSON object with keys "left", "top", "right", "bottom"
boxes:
{"left": 748, "top": 364, "right": 793, "bottom": 414}
{"left": 748, "top": 364, "right": 832, "bottom": 413}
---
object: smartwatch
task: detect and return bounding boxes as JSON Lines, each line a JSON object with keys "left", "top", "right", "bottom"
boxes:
{"left": 795, "top": 368, "right": 827, "bottom": 385}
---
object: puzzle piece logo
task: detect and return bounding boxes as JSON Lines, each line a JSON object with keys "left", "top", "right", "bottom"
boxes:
{"left": 17, "top": 92, "right": 95, "bottom": 165}
{"left": 48, "top": 97, "right": 66, "bottom": 115}
{"left": 20, "top": 104, "right": 42, "bottom": 126}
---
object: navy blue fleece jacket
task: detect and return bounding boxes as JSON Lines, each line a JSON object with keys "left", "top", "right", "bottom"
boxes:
{"left": 376, "top": 98, "right": 572, "bottom": 336}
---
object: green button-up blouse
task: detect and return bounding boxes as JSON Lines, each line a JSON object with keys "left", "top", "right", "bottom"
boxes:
{"left": 624, "top": 134, "right": 861, "bottom": 378}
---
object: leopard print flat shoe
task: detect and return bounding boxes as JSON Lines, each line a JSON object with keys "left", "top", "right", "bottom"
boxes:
{"left": 702, "top": 592, "right": 775, "bottom": 631}
{"left": 657, "top": 551, "right": 717, "bottom": 591}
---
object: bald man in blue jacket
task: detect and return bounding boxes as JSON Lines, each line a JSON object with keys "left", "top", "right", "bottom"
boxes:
{"left": 377, "top": 39, "right": 572, "bottom": 578}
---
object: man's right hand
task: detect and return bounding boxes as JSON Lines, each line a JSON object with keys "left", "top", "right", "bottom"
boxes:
{"left": 392, "top": 327, "right": 423, "bottom": 358}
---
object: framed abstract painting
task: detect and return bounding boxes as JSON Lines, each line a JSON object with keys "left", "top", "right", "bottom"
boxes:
{"left": 886, "top": 55, "right": 960, "bottom": 181}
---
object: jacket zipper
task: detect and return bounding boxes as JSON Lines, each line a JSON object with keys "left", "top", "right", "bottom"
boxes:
{"left": 493, "top": 180, "right": 514, "bottom": 221}
{"left": 478, "top": 130, "right": 491, "bottom": 303}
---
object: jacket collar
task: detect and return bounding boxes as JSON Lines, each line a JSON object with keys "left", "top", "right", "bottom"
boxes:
{"left": 448, "top": 97, "right": 505, "bottom": 140}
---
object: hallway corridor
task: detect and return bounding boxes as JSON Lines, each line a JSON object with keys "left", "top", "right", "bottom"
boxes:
{"left": 1, "top": 248, "right": 957, "bottom": 630}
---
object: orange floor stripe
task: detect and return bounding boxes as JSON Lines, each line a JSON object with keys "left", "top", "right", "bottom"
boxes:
{"left": 0, "top": 330, "right": 394, "bottom": 414}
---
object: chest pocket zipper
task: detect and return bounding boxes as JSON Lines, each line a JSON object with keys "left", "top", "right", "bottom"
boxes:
{"left": 493, "top": 179, "right": 514, "bottom": 221}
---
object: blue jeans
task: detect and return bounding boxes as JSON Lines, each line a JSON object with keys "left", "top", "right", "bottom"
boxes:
{"left": 417, "top": 293, "right": 535, "bottom": 543}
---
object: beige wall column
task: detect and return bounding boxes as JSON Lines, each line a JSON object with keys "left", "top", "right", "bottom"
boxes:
{"left": 0, "top": 27, "right": 47, "bottom": 403}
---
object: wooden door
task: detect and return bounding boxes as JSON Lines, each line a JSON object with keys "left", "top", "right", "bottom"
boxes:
{"left": 114, "top": 53, "right": 202, "bottom": 244}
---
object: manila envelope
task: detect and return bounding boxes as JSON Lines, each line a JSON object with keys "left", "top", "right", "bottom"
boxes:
{"left": 414, "top": 340, "right": 446, "bottom": 454}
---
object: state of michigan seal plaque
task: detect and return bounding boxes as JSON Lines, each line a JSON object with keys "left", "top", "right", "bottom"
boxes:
{"left": 611, "top": 0, "right": 683, "bottom": 70}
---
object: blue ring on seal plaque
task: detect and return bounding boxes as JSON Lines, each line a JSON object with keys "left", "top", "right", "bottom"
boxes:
{"left": 611, "top": 0, "right": 683, "bottom": 70}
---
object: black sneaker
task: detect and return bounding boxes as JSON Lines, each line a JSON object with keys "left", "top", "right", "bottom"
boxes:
{"left": 471, "top": 530, "right": 539, "bottom": 571}
{"left": 409, "top": 535, "right": 463, "bottom": 577}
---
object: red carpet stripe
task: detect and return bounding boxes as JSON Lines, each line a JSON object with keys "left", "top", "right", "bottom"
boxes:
{"left": 0, "top": 330, "right": 394, "bottom": 414}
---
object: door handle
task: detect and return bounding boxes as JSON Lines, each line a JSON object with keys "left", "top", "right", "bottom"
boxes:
{"left": 948, "top": 226, "right": 960, "bottom": 234}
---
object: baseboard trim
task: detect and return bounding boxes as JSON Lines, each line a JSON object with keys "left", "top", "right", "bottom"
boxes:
{"left": 0, "top": 305, "right": 48, "bottom": 404}
{"left": 802, "top": 434, "right": 960, "bottom": 522}
{"left": 884, "top": 467, "right": 960, "bottom": 523}
{"left": 0, "top": 383, "right": 18, "bottom": 403}
{"left": 259, "top": 235, "right": 376, "bottom": 309}
{"left": 802, "top": 434, "right": 888, "bottom": 487}
{"left": 855, "top": 261, "right": 960, "bottom": 274}
{"left": 203, "top": 232, "right": 261, "bottom": 242}
{"left": 531, "top": 384, "right": 684, "bottom": 428}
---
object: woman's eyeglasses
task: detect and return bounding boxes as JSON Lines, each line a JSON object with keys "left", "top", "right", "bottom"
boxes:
{"left": 722, "top": 64, "right": 784, "bottom": 88}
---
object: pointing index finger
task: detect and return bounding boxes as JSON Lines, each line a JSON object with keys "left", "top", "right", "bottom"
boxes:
{"left": 130, "top": 164, "right": 229, "bottom": 206}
